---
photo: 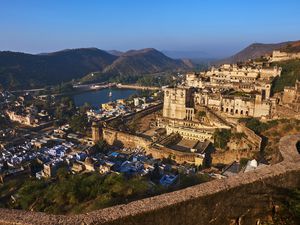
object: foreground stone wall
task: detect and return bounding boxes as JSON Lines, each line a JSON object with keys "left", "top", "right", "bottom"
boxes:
{"left": 1, "top": 134, "right": 300, "bottom": 225}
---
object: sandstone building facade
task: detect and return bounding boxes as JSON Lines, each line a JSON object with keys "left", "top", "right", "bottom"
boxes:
{"left": 281, "top": 80, "right": 300, "bottom": 112}
{"left": 186, "top": 64, "right": 281, "bottom": 89}
{"left": 182, "top": 63, "right": 282, "bottom": 119}
{"left": 159, "top": 86, "right": 231, "bottom": 144}
{"left": 162, "top": 87, "right": 194, "bottom": 120}
{"left": 270, "top": 50, "right": 300, "bottom": 62}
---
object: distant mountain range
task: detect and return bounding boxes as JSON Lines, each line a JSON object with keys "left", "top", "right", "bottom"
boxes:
{"left": 217, "top": 40, "right": 300, "bottom": 64}
{"left": 2, "top": 40, "right": 299, "bottom": 89}
{"left": 0, "top": 48, "right": 192, "bottom": 89}
{"left": 103, "top": 48, "right": 189, "bottom": 76}
{"left": 107, "top": 50, "right": 124, "bottom": 56}
{"left": 161, "top": 50, "right": 211, "bottom": 59}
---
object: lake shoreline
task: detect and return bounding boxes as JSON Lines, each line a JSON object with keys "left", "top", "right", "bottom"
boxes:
{"left": 72, "top": 87, "right": 141, "bottom": 107}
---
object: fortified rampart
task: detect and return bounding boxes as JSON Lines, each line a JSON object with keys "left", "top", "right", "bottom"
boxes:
{"left": 236, "top": 123, "right": 262, "bottom": 151}
{"left": 103, "top": 128, "right": 151, "bottom": 148}
{"left": 1, "top": 134, "right": 300, "bottom": 225}
{"left": 103, "top": 128, "right": 195, "bottom": 164}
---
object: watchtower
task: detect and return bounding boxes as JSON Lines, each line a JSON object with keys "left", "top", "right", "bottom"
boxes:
{"left": 92, "top": 121, "right": 102, "bottom": 144}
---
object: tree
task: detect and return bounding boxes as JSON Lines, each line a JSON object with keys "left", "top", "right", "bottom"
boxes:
{"left": 127, "top": 115, "right": 141, "bottom": 134}
{"left": 150, "top": 163, "right": 161, "bottom": 182}
{"left": 213, "top": 129, "right": 231, "bottom": 149}
{"left": 0, "top": 115, "right": 10, "bottom": 129}
{"left": 54, "top": 97, "right": 76, "bottom": 122}
{"left": 178, "top": 173, "right": 211, "bottom": 189}
{"left": 94, "top": 140, "right": 109, "bottom": 154}
{"left": 69, "top": 113, "right": 89, "bottom": 133}
{"left": 56, "top": 167, "right": 69, "bottom": 181}
{"left": 79, "top": 102, "right": 92, "bottom": 114}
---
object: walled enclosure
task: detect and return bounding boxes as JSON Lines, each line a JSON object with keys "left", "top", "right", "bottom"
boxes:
{"left": 0, "top": 134, "right": 300, "bottom": 225}
{"left": 103, "top": 128, "right": 196, "bottom": 163}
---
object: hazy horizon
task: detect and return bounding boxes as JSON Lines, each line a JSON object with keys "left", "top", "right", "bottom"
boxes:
{"left": 1, "top": 0, "right": 300, "bottom": 58}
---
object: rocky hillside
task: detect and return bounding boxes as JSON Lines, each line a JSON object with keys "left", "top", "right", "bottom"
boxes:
{"left": 0, "top": 48, "right": 191, "bottom": 89}
{"left": 280, "top": 40, "right": 300, "bottom": 53}
{"left": 218, "top": 41, "right": 299, "bottom": 64}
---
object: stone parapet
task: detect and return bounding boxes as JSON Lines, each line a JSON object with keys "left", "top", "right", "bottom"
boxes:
{"left": 0, "top": 134, "right": 300, "bottom": 225}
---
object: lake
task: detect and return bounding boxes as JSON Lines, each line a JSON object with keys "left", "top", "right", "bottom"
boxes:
{"left": 73, "top": 88, "right": 139, "bottom": 107}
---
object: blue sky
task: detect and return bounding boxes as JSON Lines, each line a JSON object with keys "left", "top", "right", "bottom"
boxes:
{"left": 1, "top": 0, "right": 300, "bottom": 57}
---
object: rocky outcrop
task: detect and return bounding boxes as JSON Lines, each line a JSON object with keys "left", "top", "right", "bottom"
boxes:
{"left": 0, "top": 134, "right": 300, "bottom": 225}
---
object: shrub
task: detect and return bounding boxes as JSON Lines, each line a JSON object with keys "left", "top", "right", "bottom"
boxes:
{"left": 213, "top": 129, "right": 231, "bottom": 149}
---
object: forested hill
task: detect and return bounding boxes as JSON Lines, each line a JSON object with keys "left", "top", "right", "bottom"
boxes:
{"left": 0, "top": 48, "right": 117, "bottom": 89}
{"left": 103, "top": 48, "right": 189, "bottom": 75}
{"left": 0, "top": 48, "right": 192, "bottom": 90}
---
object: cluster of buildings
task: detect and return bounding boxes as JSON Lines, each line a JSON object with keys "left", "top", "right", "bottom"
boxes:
{"left": 187, "top": 64, "right": 281, "bottom": 87}
{"left": 2, "top": 48, "right": 300, "bottom": 193}
{"left": 137, "top": 63, "right": 289, "bottom": 167}
{"left": 91, "top": 63, "right": 282, "bottom": 168}
{"left": 157, "top": 86, "right": 223, "bottom": 143}
{"left": 155, "top": 63, "right": 277, "bottom": 154}
{"left": 87, "top": 97, "right": 155, "bottom": 121}
{"left": 1, "top": 89, "right": 192, "bottom": 188}
{"left": 182, "top": 64, "right": 281, "bottom": 118}
{"left": 4, "top": 93, "right": 52, "bottom": 127}
{"left": 6, "top": 106, "right": 37, "bottom": 126}
{"left": 269, "top": 50, "right": 300, "bottom": 62}
{"left": 0, "top": 123, "right": 94, "bottom": 182}
{"left": 0, "top": 123, "right": 191, "bottom": 188}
